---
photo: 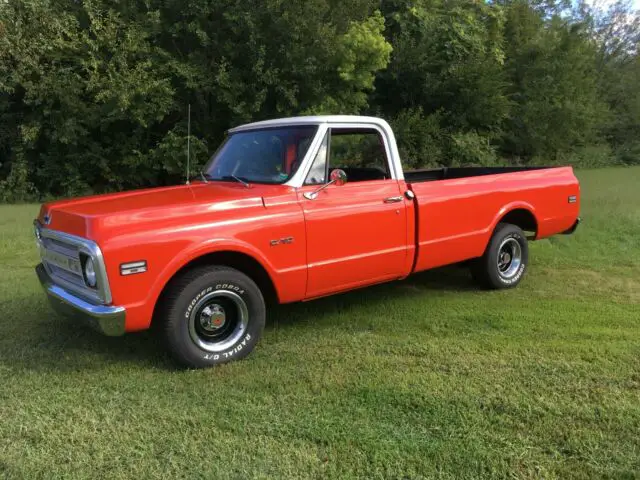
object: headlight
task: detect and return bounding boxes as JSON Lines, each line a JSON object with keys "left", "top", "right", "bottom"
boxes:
{"left": 84, "top": 257, "right": 97, "bottom": 288}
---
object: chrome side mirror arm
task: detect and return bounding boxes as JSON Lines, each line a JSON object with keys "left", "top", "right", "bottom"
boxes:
{"left": 304, "top": 180, "right": 334, "bottom": 200}
{"left": 303, "top": 169, "right": 347, "bottom": 200}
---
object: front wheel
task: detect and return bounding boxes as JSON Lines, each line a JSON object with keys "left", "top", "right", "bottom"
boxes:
{"left": 471, "top": 223, "right": 529, "bottom": 289}
{"left": 159, "top": 266, "right": 266, "bottom": 368}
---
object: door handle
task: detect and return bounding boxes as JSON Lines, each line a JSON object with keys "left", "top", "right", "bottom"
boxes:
{"left": 384, "top": 196, "right": 403, "bottom": 203}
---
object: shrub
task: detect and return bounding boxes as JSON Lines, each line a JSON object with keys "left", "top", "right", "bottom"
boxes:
{"left": 0, "top": 156, "right": 38, "bottom": 203}
{"left": 448, "top": 131, "right": 498, "bottom": 167}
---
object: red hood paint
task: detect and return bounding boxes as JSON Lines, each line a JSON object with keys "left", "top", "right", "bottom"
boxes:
{"left": 38, "top": 182, "right": 292, "bottom": 240}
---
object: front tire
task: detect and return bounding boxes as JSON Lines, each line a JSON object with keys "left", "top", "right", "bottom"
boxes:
{"left": 160, "top": 266, "right": 266, "bottom": 368}
{"left": 471, "top": 223, "right": 529, "bottom": 289}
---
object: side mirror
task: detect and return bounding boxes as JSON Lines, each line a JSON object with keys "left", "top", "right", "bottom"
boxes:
{"left": 304, "top": 169, "right": 348, "bottom": 200}
{"left": 330, "top": 169, "right": 347, "bottom": 186}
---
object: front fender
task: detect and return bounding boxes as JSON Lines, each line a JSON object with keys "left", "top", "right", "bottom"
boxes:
{"left": 113, "top": 238, "right": 296, "bottom": 333}
{"left": 149, "top": 238, "right": 281, "bottom": 308}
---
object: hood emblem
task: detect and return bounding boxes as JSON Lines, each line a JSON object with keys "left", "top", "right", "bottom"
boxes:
{"left": 43, "top": 213, "right": 52, "bottom": 225}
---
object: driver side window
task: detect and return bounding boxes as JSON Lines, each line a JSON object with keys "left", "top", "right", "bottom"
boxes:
{"left": 304, "top": 128, "right": 390, "bottom": 185}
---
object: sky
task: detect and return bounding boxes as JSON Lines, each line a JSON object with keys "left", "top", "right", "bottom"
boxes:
{"left": 584, "top": 0, "right": 640, "bottom": 10}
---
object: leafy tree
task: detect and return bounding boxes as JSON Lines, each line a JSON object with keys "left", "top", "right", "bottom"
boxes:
{"left": 374, "top": 0, "right": 510, "bottom": 166}
{"left": 0, "top": 0, "right": 176, "bottom": 196}
{"left": 501, "top": 1, "right": 608, "bottom": 161}
{"left": 584, "top": 0, "right": 640, "bottom": 164}
{"left": 0, "top": 0, "right": 638, "bottom": 201}
{"left": 0, "top": 0, "right": 392, "bottom": 198}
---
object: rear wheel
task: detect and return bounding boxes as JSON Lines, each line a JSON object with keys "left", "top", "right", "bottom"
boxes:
{"left": 471, "top": 223, "right": 529, "bottom": 289}
{"left": 159, "top": 266, "right": 265, "bottom": 368}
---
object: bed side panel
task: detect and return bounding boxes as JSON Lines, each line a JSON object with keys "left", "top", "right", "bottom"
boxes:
{"left": 409, "top": 167, "right": 580, "bottom": 272}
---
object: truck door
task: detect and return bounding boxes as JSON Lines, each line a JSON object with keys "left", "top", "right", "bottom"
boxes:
{"left": 298, "top": 127, "right": 408, "bottom": 298}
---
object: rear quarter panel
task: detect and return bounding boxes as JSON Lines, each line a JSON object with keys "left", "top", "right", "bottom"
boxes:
{"left": 409, "top": 167, "right": 580, "bottom": 271}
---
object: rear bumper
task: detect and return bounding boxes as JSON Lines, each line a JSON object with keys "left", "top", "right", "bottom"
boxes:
{"left": 36, "top": 263, "right": 126, "bottom": 336}
{"left": 562, "top": 217, "right": 581, "bottom": 235}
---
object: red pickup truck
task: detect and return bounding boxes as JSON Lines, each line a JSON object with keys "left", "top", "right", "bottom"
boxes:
{"left": 35, "top": 116, "right": 580, "bottom": 368}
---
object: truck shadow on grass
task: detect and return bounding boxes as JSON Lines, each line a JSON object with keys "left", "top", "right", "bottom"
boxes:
{"left": 0, "top": 317, "right": 176, "bottom": 373}
{"left": 0, "top": 265, "right": 477, "bottom": 372}
{"left": 267, "top": 264, "right": 477, "bottom": 329}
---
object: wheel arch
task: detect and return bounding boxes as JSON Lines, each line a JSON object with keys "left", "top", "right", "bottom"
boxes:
{"left": 151, "top": 248, "right": 279, "bottom": 329}
{"left": 493, "top": 204, "right": 539, "bottom": 239}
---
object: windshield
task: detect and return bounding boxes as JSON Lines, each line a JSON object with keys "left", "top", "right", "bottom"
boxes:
{"left": 204, "top": 125, "right": 318, "bottom": 184}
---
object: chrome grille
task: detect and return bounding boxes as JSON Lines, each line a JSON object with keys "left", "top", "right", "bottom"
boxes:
{"left": 48, "top": 263, "right": 86, "bottom": 288}
{"left": 35, "top": 221, "right": 112, "bottom": 305}
{"left": 43, "top": 237, "right": 78, "bottom": 257}
{"left": 40, "top": 237, "right": 84, "bottom": 284}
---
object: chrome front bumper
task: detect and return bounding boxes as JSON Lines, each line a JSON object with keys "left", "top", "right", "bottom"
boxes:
{"left": 36, "top": 263, "right": 126, "bottom": 336}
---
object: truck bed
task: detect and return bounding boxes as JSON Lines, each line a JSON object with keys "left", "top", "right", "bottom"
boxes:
{"left": 405, "top": 166, "right": 580, "bottom": 273}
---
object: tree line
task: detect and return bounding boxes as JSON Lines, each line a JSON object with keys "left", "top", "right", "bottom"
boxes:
{"left": 0, "top": 0, "right": 638, "bottom": 201}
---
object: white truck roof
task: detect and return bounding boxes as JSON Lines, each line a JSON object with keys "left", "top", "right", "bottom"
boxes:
{"left": 229, "top": 115, "right": 392, "bottom": 133}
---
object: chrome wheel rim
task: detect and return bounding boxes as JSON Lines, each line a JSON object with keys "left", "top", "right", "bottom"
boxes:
{"left": 188, "top": 290, "right": 249, "bottom": 353}
{"left": 497, "top": 238, "right": 522, "bottom": 279}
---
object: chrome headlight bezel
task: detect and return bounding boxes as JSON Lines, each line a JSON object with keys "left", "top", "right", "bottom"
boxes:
{"left": 82, "top": 255, "right": 98, "bottom": 288}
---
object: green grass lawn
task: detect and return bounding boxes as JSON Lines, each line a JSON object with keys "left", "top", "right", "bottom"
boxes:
{"left": 1, "top": 167, "right": 639, "bottom": 479}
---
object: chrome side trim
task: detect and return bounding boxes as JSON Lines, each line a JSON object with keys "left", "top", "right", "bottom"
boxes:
{"left": 36, "top": 264, "right": 126, "bottom": 336}
{"left": 35, "top": 221, "right": 113, "bottom": 304}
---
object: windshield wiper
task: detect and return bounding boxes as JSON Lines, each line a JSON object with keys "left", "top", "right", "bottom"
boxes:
{"left": 199, "top": 171, "right": 209, "bottom": 183}
{"left": 202, "top": 174, "right": 251, "bottom": 187}
{"left": 232, "top": 175, "right": 250, "bottom": 187}
{"left": 217, "top": 175, "right": 250, "bottom": 188}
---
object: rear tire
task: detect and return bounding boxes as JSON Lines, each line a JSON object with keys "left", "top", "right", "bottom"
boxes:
{"left": 471, "top": 223, "right": 529, "bottom": 289}
{"left": 159, "top": 266, "right": 265, "bottom": 368}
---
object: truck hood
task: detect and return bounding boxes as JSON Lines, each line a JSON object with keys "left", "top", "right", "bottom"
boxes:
{"left": 38, "top": 182, "right": 292, "bottom": 240}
